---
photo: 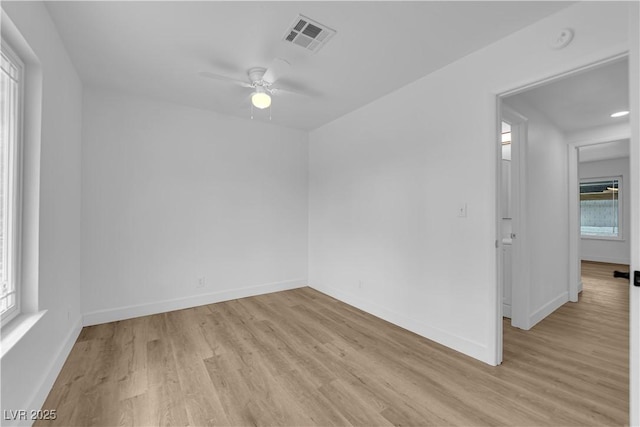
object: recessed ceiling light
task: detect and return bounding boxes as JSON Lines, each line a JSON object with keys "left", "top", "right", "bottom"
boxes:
{"left": 610, "top": 111, "right": 629, "bottom": 118}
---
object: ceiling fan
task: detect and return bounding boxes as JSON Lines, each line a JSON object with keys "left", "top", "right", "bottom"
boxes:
{"left": 199, "top": 58, "right": 308, "bottom": 111}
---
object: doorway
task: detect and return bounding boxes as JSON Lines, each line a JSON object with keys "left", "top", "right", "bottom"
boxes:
{"left": 496, "top": 54, "right": 635, "bottom": 422}
{"left": 498, "top": 56, "right": 630, "bottom": 335}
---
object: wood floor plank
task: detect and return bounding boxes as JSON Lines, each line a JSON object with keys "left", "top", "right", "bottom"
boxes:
{"left": 146, "top": 335, "right": 189, "bottom": 426}
{"left": 37, "top": 261, "right": 628, "bottom": 426}
{"left": 115, "top": 317, "right": 149, "bottom": 401}
{"left": 164, "top": 310, "right": 229, "bottom": 426}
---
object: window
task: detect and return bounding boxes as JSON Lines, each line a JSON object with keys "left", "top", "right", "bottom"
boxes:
{"left": 0, "top": 42, "right": 23, "bottom": 323}
{"left": 580, "top": 177, "right": 622, "bottom": 239}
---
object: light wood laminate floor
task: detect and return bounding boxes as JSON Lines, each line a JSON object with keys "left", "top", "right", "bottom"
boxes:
{"left": 37, "top": 261, "right": 629, "bottom": 426}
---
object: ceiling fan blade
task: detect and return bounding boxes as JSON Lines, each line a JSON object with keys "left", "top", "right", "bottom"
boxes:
{"left": 198, "top": 71, "right": 252, "bottom": 88}
{"left": 271, "top": 83, "right": 316, "bottom": 98}
{"left": 271, "top": 87, "right": 305, "bottom": 97}
{"left": 263, "top": 58, "right": 291, "bottom": 84}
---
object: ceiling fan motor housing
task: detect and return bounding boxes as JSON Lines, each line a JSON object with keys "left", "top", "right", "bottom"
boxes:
{"left": 248, "top": 67, "right": 268, "bottom": 86}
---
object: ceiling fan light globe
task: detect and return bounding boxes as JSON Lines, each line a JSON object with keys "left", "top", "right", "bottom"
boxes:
{"left": 251, "top": 92, "right": 271, "bottom": 109}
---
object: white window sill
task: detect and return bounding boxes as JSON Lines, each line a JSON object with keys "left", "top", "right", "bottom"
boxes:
{"left": 1, "top": 310, "right": 47, "bottom": 359}
{"left": 581, "top": 236, "right": 625, "bottom": 242}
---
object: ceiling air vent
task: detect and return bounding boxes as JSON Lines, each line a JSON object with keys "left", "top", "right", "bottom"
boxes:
{"left": 283, "top": 14, "right": 336, "bottom": 53}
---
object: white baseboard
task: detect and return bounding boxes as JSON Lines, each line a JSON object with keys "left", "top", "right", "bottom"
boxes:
{"left": 529, "top": 291, "right": 568, "bottom": 329}
{"left": 15, "top": 317, "right": 83, "bottom": 427}
{"left": 308, "top": 283, "right": 491, "bottom": 365}
{"left": 503, "top": 303, "right": 512, "bottom": 319}
{"left": 83, "top": 279, "right": 307, "bottom": 326}
{"left": 581, "top": 255, "right": 630, "bottom": 265}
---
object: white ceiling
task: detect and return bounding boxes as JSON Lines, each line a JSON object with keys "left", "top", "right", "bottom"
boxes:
{"left": 512, "top": 58, "right": 629, "bottom": 133}
{"left": 45, "top": 1, "right": 572, "bottom": 130}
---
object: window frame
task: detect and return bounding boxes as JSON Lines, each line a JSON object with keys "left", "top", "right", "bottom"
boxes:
{"left": 0, "top": 40, "right": 24, "bottom": 324}
{"left": 579, "top": 175, "right": 623, "bottom": 241}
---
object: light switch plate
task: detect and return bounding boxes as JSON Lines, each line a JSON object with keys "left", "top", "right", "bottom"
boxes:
{"left": 457, "top": 203, "right": 467, "bottom": 218}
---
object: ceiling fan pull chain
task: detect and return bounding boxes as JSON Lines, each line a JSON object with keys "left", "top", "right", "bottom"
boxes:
{"left": 251, "top": 104, "right": 254, "bottom": 120}
{"left": 269, "top": 104, "right": 272, "bottom": 121}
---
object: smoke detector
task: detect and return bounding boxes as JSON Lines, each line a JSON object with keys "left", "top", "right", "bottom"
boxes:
{"left": 550, "top": 28, "right": 574, "bottom": 50}
{"left": 283, "top": 14, "right": 336, "bottom": 53}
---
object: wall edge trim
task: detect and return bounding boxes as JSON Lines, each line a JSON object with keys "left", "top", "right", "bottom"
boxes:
{"left": 21, "top": 316, "right": 82, "bottom": 423}
{"left": 581, "top": 255, "right": 630, "bottom": 265}
{"left": 529, "top": 291, "right": 569, "bottom": 329}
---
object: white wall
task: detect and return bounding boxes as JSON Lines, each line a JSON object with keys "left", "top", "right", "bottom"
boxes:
{"left": 576, "top": 135, "right": 630, "bottom": 163}
{"left": 0, "top": 1, "right": 83, "bottom": 421}
{"left": 568, "top": 122, "right": 630, "bottom": 147}
{"left": 308, "top": 2, "right": 630, "bottom": 364}
{"left": 81, "top": 88, "right": 308, "bottom": 324}
{"left": 627, "top": 4, "right": 639, "bottom": 424}
{"left": 579, "top": 157, "right": 631, "bottom": 264}
{"left": 503, "top": 97, "right": 569, "bottom": 327}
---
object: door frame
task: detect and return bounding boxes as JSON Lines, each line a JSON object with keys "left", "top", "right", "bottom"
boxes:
{"left": 628, "top": 5, "right": 639, "bottom": 425}
{"left": 567, "top": 133, "right": 631, "bottom": 304}
{"left": 494, "top": 51, "right": 629, "bottom": 357}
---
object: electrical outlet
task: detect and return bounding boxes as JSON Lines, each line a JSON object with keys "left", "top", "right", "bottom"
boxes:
{"left": 358, "top": 280, "right": 363, "bottom": 289}
{"left": 197, "top": 277, "right": 205, "bottom": 289}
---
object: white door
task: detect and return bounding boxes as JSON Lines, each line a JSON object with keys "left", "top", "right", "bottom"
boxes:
{"left": 500, "top": 106, "right": 529, "bottom": 330}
